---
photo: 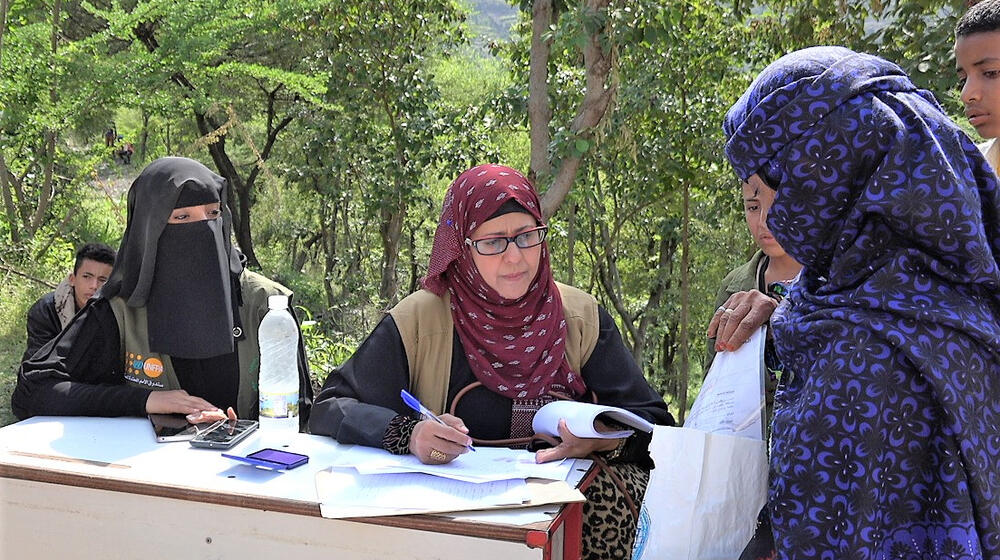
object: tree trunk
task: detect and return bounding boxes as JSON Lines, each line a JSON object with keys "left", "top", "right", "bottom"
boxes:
{"left": 139, "top": 110, "right": 150, "bottom": 162}
{"left": 378, "top": 195, "right": 405, "bottom": 303}
{"left": 527, "top": 0, "right": 553, "bottom": 186}
{"left": 662, "top": 334, "right": 675, "bottom": 398}
{"left": 376, "top": 85, "right": 410, "bottom": 304}
{"left": 566, "top": 201, "right": 576, "bottom": 286}
{"left": 0, "top": 0, "right": 14, "bottom": 244}
{"left": 0, "top": 155, "right": 17, "bottom": 244}
{"left": 585, "top": 174, "right": 638, "bottom": 349}
{"left": 0, "top": 0, "right": 16, "bottom": 247}
{"left": 342, "top": 210, "right": 369, "bottom": 302}
{"left": 192, "top": 110, "right": 262, "bottom": 268}
{"left": 677, "top": 167, "right": 691, "bottom": 423}
{"left": 29, "top": 0, "right": 62, "bottom": 236}
{"left": 407, "top": 222, "right": 420, "bottom": 295}
{"left": 31, "top": 133, "right": 57, "bottom": 235}
{"left": 235, "top": 86, "right": 294, "bottom": 269}
{"left": 633, "top": 230, "right": 675, "bottom": 364}
{"left": 9, "top": 166, "right": 27, "bottom": 224}
{"left": 0, "top": 0, "right": 8, "bottom": 60}
{"left": 539, "top": 0, "right": 615, "bottom": 219}
{"left": 235, "top": 173, "right": 258, "bottom": 266}
{"left": 322, "top": 197, "right": 338, "bottom": 312}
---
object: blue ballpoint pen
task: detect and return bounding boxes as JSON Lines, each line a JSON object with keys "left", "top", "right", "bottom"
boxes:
{"left": 400, "top": 389, "right": 476, "bottom": 452}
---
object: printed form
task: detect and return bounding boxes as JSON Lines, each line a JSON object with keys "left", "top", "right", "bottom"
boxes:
{"left": 685, "top": 326, "right": 766, "bottom": 440}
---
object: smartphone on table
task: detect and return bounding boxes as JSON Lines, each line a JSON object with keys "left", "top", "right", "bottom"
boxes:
{"left": 148, "top": 413, "right": 209, "bottom": 443}
{"left": 188, "top": 419, "right": 259, "bottom": 449}
{"left": 222, "top": 448, "right": 309, "bottom": 470}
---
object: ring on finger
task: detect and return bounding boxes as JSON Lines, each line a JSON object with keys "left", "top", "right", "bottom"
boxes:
{"left": 723, "top": 308, "right": 735, "bottom": 314}
{"left": 428, "top": 448, "right": 447, "bottom": 462}
{"left": 716, "top": 306, "right": 726, "bottom": 314}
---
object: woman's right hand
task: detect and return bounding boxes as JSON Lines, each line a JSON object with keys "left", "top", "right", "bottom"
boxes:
{"left": 707, "top": 289, "right": 777, "bottom": 352}
{"left": 408, "top": 413, "right": 472, "bottom": 464}
{"left": 185, "top": 406, "right": 237, "bottom": 425}
{"left": 144, "top": 389, "right": 218, "bottom": 416}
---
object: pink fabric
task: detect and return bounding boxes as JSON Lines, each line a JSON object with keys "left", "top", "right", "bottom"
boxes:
{"left": 422, "top": 164, "right": 587, "bottom": 400}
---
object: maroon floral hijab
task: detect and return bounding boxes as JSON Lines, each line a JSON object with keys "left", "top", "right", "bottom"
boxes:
{"left": 423, "top": 164, "right": 587, "bottom": 400}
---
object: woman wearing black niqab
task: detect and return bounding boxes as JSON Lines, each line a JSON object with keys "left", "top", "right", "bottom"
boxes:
{"left": 12, "top": 157, "right": 312, "bottom": 426}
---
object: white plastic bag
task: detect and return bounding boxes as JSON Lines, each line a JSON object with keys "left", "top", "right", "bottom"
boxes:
{"left": 631, "top": 426, "right": 767, "bottom": 560}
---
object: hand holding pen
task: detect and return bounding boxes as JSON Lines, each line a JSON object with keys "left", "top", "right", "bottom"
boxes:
{"left": 400, "top": 389, "right": 475, "bottom": 464}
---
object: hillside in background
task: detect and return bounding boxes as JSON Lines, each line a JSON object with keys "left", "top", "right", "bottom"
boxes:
{"left": 467, "top": 0, "right": 519, "bottom": 42}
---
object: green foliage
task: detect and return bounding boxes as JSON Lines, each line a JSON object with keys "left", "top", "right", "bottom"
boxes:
{"left": 861, "top": 1, "right": 966, "bottom": 113}
{"left": 0, "top": 0, "right": 981, "bottom": 425}
{"left": 0, "top": 272, "right": 45, "bottom": 426}
{"left": 295, "top": 308, "right": 360, "bottom": 387}
{"left": 739, "top": 1, "right": 967, "bottom": 109}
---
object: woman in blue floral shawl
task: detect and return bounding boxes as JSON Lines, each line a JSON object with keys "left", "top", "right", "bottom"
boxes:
{"left": 724, "top": 46, "right": 1000, "bottom": 559}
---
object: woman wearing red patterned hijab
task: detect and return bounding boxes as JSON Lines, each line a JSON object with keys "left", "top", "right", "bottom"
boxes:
{"left": 310, "top": 163, "right": 672, "bottom": 559}
{"left": 423, "top": 164, "right": 586, "bottom": 403}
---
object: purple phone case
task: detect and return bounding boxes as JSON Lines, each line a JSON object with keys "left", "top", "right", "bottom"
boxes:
{"left": 222, "top": 448, "right": 309, "bottom": 470}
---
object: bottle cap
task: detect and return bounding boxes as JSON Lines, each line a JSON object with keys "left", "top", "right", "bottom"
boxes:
{"left": 267, "top": 294, "right": 290, "bottom": 310}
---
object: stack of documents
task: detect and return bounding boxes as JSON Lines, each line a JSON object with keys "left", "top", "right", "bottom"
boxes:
{"left": 330, "top": 445, "right": 574, "bottom": 482}
{"left": 315, "top": 446, "right": 584, "bottom": 519}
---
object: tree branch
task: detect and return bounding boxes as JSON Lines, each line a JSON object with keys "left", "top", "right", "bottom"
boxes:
{"left": 528, "top": 0, "right": 553, "bottom": 185}
{"left": 10, "top": 165, "right": 30, "bottom": 224}
{"left": 0, "top": 152, "right": 19, "bottom": 244}
{"left": 34, "top": 204, "right": 78, "bottom": 260}
{"left": 28, "top": 0, "right": 62, "bottom": 236}
{"left": 584, "top": 190, "right": 638, "bottom": 349}
{"left": 246, "top": 85, "right": 292, "bottom": 189}
{"left": 0, "top": 262, "right": 57, "bottom": 289}
{"left": 540, "top": 0, "right": 614, "bottom": 219}
{"left": 633, "top": 230, "right": 674, "bottom": 362}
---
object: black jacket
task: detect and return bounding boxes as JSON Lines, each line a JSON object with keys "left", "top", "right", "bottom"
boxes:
{"left": 23, "top": 291, "right": 62, "bottom": 362}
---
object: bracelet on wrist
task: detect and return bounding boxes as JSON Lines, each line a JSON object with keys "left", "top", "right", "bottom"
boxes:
{"left": 601, "top": 435, "right": 629, "bottom": 461}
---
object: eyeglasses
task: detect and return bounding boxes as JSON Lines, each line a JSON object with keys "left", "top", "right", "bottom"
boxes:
{"left": 465, "top": 226, "right": 548, "bottom": 256}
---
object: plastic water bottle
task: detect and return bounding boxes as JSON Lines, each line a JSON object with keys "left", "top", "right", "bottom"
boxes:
{"left": 258, "top": 294, "right": 300, "bottom": 432}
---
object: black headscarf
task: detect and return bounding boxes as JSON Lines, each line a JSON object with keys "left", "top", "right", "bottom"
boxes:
{"left": 101, "top": 157, "right": 245, "bottom": 359}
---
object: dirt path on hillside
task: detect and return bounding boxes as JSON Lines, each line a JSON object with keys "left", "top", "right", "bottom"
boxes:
{"left": 90, "top": 162, "right": 137, "bottom": 224}
{"left": 94, "top": 162, "right": 136, "bottom": 197}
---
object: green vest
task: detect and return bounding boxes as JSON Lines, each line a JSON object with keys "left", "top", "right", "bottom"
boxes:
{"left": 388, "top": 282, "right": 601, "bottom": 415}
{"left": 109, "top": 270, "right": 292, "bottom": 418}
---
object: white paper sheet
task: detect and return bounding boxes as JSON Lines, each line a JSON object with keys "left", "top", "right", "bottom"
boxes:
{"left": 445, "top": 505, "right": 560, "bottom": 526}
{"left": 315, "top": 468, "right": 529, "bottom": 518}
{"left": 329, "top": 444, "right": 573, "bottom": 482}
{"left": 685, "top": 326, "right": 766, "bottom": 440}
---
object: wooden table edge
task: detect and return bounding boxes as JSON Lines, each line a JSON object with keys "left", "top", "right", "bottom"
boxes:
{"left": 0, "top": 461, "right": 557, "bottom": 546}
